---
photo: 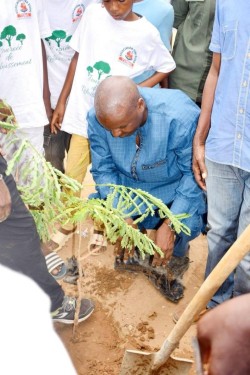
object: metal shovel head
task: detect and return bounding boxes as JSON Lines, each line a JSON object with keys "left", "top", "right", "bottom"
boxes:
{"left": 120, "top": 349, "right": 192, "bottom": 375}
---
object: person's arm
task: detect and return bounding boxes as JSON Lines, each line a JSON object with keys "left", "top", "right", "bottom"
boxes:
{"left": 0, "top": 173, "right": 11, "bottom": 223}
{"left": 159, "top": 76, "right": 169, "bottom": 89}
{"left": 197, "top": 294, "right": 250, "bottom": 375}
{"left": 192, "top": 52, "right": 221, "bottom": 190}
{"left": 154, "top": 102, "right": 204, "bottom": 264}
{"left": 50, "top": 52, "right": 79, "bottom": 133}
{"left": 135, "top": 22, "right": 176, "bottom": 88}
{"left": 153, "top": 126, "right": 202, "bottom": 264}
{"left": 41, "top": 40, "right": 52, "bottom": 124}
{"left": 154, "top": 99, "right": 203, "bottom": 265}
{"left": 172, "top": 0, "right": 189, "bottom": 29}
{"left": 138, "top": 72, "right": 169, "bottom": 88}
{"left": 152, "top": 218, "right": 175, "bottom": 266}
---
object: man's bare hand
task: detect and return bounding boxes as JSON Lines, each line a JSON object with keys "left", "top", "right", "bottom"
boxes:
{"left": 197, "top": 294, "right": 250, "bottom": 375}
{"left": 193, "top": 137, "right": 207, "bottom": 190}
{"left": 152, "top": 220, "right": 175, "bottom": 267}
{"left": 0, "top": 127, "right": 8, "bottom": 134}
{"left": 50, "top": 102, "right": 66, "bottom": 134}
{"left": 0, "top": 175, "right": 11, "bottom": 222}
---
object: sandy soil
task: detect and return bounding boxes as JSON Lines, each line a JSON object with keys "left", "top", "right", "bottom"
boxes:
{"left": 54, "top": 171, "right": 208, "bottom": 375}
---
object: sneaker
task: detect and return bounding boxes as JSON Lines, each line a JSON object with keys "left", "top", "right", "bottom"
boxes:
{"left": 52, "top": 296, "right": 94, "bottom": 324}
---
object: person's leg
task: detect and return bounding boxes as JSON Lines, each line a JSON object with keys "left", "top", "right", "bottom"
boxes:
{"left": 234, "top": 169, "right": 250, "bottom": 296}
{"left": 173, "top": 210, "right": 204, "bottom": 257}
{"left": 43, "top": 125, "right": 71, "bottom": 173}
{"left": 0, "top": 158, "right": 64, "bottom": 311}
{"left": 50, "top": 135, "right": 91, "bottom": 245}
{"left": 205, "top": 159, "right": 243, "bottom": 307}
{"left": 65, "top": 134, "right": 91, "bottom": 186}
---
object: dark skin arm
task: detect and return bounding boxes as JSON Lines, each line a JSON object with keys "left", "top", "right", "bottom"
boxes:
{"left": 192, "top": 52, "right": 221, "bottom": 190}
{"left": 50, "top": 51, "right": 79, "bottom": 134}
{"left": 138, "top": 71, "right": 171, "bottom": 88}
{"left": 0, "top": 100, "right": 16, "bottom": 220}
{"left": 0, "top": 176, "right": 11, "bottom": 222}
{"left": 125, "top": 217, "right": 174, "bottom": 266}
{"left": 197, "top": 294, "right": 250, "bottom": 375}
{"left": 0, "top": 146, "right": 11, "bottom": 222}
{"left": 159, "top": 76, "right": 169, "bottom": 89}
{"left": 152, "top": 219, "right": 175, "bottom": 266}
{"left": 41, "top": 40, "right": 52, "bottom": 123}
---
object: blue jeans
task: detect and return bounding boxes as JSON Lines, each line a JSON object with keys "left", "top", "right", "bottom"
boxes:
{"left": 206, "top": 159, "right": 250, "bottom": 307}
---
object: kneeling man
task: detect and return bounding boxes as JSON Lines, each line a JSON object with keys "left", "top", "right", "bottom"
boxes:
{"left": 87, "top": 76, "right": 206, "bottom": 300}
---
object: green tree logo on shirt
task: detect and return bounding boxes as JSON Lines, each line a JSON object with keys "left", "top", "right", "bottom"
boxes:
{"left": 16, "top": 33, "right": 26, "bottom": 45}
{"left": 0, "top": 25, "right": 26, "bottom": 47}
{"left": 87, "top": 61, "right": 111, "bottom": 80}
{"left": 1, "top": 25, "right": 16, "bottom": 47}
{"left": 45, "top": 30, "right": 72, "bottom": 48}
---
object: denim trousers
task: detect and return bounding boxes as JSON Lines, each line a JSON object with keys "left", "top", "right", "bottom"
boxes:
{"left": 0, "top": 156, "right": 64, "bottom": 311}
{"left": 206, "top": 158, "right": 250, "bottom": 307}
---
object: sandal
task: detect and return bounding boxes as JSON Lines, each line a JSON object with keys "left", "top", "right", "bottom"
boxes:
{"left": 51, "top": 225, "right": 77, "bottom": 251}
{"left": 88, "top": 228, "right": 107, "bottom": 256}
{"left": 45, "top": 252, "right": 67, "bottom": 280}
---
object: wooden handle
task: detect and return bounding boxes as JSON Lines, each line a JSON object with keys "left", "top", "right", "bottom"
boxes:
{"left": 153, "top": 224, "right": 250, "bottom": 370}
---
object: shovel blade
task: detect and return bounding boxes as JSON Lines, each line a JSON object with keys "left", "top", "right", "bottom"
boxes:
{"left": 120, "top": 349, "right": 192, "bottom": 375}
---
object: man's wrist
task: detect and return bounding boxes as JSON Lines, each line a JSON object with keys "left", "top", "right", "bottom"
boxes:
{"left": 163, "top": 219, "right": 175, "bottom": 232}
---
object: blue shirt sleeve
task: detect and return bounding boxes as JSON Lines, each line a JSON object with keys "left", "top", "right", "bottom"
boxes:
{"left": 87, "top": 108, "right": 119, "bottom": 199}
{"left": 168, "top": 113, "right": 206, "bottom": 216}
{"left": 209, "top": 0, "right": 221, "bottom": 53}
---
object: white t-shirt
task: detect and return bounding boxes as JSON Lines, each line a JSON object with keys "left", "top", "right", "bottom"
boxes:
{"left": 0, "top": 265, "right": 77, "bottom": 375}
{"left": 0, "top": 0, "right": 51, "bottom": 128}
{"left": 44, "top": 0, "right": 99, "bottom": 109}
{"left": 61, "top": 3, "right": 175, "bottom": 137}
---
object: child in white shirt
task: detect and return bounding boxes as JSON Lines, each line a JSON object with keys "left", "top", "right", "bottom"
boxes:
{"left": 0, "top": 0, "right": 51, "bottom": 185}
{"left": 43, "top": 0, "right": 99, "bottom": 172}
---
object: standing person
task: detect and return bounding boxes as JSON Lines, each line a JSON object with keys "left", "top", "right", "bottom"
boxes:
{"left": 169, "top": 0, "right": 215, "bottom": 106}
{"left": 51, "top": 0, "right": 175, "bottom": 249}
{"left": 0, "top": 0, "right": 51, "bottom": 185}
{"left": 193, "top": 0, "right": 250, "bottom": 308}
{"left": 0, "top": 151, "right": 94, "bottom": 324}
{"left": 43, "top": 0, "right": 99, "bottom": 173}
{"left": 133, "top": 0, "right": 174, "bottom": 87}
{"left": 87, "top": 76, "right": 206, "bottom": 299}
{"left": 0, "top": 0, "right": 68, "bottom": 274}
